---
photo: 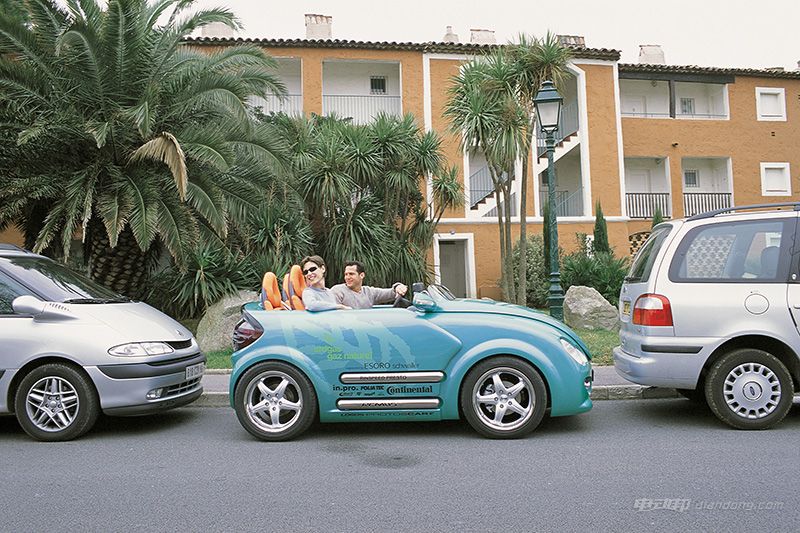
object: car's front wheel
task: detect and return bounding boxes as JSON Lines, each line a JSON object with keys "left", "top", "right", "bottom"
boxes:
{"left": 460, "top": 357, "right": 547, "bottom": 439}
{"left": 705, "top": 349, "right": 793, "bottom": 430}
{"left": 234, "top": 361, "right": 317, "bottom": 441}
{"left": 14, "top": 363, "right": 99, "bottom": 442}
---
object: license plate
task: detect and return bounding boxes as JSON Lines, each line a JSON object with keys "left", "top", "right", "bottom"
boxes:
{"left": 186, "top": 362, "right": 205, "bottom": 380}
{"left": 622, "top": 300, "right": 631, "bottom": 316}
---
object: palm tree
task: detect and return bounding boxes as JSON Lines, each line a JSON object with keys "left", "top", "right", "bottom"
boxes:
{"left": 0, "top": 0, "right": 289, "bottom": 295}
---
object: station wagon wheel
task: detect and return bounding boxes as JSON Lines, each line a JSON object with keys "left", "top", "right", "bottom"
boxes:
{"left": 460, "top": 357, "right": 547, "bottom": 439}
{"left": 705, "top": 349, "right": 793, "bottom": 430}
{"left": 234, "top": 361, "right": 317, "bottom": 441}
{"left": 14, "top": 363, "right": 99, "bottom": 442}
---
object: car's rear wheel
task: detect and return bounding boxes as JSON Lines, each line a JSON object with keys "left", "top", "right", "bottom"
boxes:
{"left": 460, "top": 357, "right": 547, "bottom": 439}
{"left": 705, "top": 349, "right": 793, "bottom": 430}
{"left": 14, "top": 363, "right": 99, "bottom": 442}
{"left": 234, "top": 361, "right": 317, "bottom": 441}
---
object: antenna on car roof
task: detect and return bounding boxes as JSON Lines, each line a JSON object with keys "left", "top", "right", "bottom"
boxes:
{"left": 686, "top": 202, "right": 800, "bottom": 222}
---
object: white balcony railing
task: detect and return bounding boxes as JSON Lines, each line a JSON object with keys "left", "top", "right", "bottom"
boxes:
{"left": 626, "top": 192, "right": 671, "bottom": 218}
{"left": 249, "top": 94, "right": 303, "bottom": 116}
{"left": 683, "top": 192, "right": 732, "bottom": 217}
{"left": 323, "top": 95, "right": 402, "bottom": 124}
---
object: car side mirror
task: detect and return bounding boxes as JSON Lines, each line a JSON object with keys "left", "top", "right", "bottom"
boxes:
{"left": 412, "top": 293, "right": 438, "bottom": 312}
{"left": 12, "top": 295, "right": 75, "bottom": 321}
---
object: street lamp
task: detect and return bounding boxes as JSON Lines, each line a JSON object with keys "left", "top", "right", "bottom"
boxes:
{"left": 533, "top": 80, "right": 565, "bottom": 320}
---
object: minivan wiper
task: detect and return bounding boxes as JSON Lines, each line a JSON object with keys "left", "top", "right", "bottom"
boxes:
{"left": 623, "top": 275, "right": 641, "bottom": 283}
{"left": 63, "top": 297, "right": 131, "bottom": 304}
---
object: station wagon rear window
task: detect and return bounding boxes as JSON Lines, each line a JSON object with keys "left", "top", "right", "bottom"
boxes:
{"left": 668, "top": 218, "right": 794, "bottom": 283}
{"left": 626, "top": 225, "right": 673, "bottom": 283}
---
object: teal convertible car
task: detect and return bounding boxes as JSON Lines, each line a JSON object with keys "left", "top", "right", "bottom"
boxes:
{"left": 230, "top": 283, "right": 593, "bottom": 440}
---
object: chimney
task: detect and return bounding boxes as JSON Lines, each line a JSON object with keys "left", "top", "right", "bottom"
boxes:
{"left": 557, "top": 35, "right": 585, "bottom": 48}
{"left": 200, "top": 22, "right": 234, "bottom": 38}
{"left": 305, "top": 14, "right": 332, "bottom": 39}
{"left": 470, "top": 29, "right": 495, "bottom": 45}
{"left": 443, "top": 25, "right": 459, "bottom": 43}
{"left": 638, "top": 44, "right": 665, "bottom": 65}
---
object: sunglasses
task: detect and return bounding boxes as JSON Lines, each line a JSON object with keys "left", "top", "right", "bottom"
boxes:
{"left": 302, "top": 266, "right": 319, "bottom": 275}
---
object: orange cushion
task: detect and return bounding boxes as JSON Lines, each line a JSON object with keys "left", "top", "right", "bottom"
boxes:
{"left": 262, "top": 272, "right": 282, "bottom": 309}
{"left": 288, "top": 265, "right": 307, "bottom": 310}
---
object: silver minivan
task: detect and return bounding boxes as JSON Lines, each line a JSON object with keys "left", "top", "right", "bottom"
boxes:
{"left": 614, "top": 203, "right": 799, "bottom": 430}
{"left": 0, "top": 245, "right": 205, "bottom": 441}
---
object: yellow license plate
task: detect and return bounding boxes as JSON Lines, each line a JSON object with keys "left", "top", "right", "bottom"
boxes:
{"left": 622, "top": 301, "right": 631, "bottom": 316}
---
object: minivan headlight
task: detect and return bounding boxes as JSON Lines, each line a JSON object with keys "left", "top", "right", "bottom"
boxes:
{"left": 108, "top": 342, "right": 174, "bottom": 356}
{"left": 560, "top": 338, "right": 589, "bottom": 366}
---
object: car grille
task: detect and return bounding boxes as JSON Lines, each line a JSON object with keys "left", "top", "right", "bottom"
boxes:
{"left": 166, "top": 339, "right": 193, "bottom": 350}
{"left": 164, "top": 377, "right": 201, "bottom": 398}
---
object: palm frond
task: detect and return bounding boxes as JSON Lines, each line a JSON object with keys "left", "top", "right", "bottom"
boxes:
{"left": 129, "top": 131, "right": 188, "bottom": 200}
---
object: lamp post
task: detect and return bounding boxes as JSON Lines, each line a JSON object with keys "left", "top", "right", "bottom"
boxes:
{"left": 533, "top": 80, "right": 565, "bottom": 320}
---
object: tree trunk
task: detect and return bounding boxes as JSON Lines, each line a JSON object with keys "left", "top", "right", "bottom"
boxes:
{"left": 86, "top": 219, "right": 159, "bottom": 298}
{"left": 518, "top": 152, "right": 529, "bottom": 307}
{"left": 501, "top": 169, "right": 516, "bottom": 304}
{"left": 493, "top": 186, "right": 508, "bottom": 299}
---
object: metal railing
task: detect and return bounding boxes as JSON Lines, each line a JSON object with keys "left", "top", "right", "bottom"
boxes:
{"left": 468, "top": 166, "right": 507, "bottom": 209}
{"left": 622, "top": 111, "right": 671, "bottom": 118}
{"left": 540, "top": 187, "right": 584, "bottom": 217}
{"left": 249, "top": 94, "right": 303, "bottom": 115}
{"left": 683, "top": 192, "right": 732, "bottom": 217}
{"left": 676, "top": 112, "right": 728, "bottom": 120}
{"left": 536, "top": 100, "right": 579, "bottom": 157}
{"left": 323, "top": 95, "right": 402, "bottom": 124}
{"left": 625, "top": 192, "right": 671, "bottom": 218}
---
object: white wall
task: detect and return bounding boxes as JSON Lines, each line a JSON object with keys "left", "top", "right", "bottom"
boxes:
{"left": 682, "top": 158, "right": 730, "bottom": 192}
{"left": 624, "top": 158, "right": 669, "bottom": 192}
{"left": 620, "top": 79, "right": 669, "bottom": 115}
{"left": 675, "top": 82, "right": 726, "bottom": 117}
{"left": 323, "top": 61, "right": 401, "bottom": 95}
{"left": 275, "top": 58, "right": 302, "bottom": 94}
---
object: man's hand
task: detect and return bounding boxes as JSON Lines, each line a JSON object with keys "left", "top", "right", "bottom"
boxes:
{"left": 394, "top": 283, "right": 408, "bottom": 297}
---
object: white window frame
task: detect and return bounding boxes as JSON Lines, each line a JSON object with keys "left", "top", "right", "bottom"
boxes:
{"left": 755, "top": 87, "right": 786, "bottom": 121}
{"left": 679, "top": 97, "right": 695, "bottom": 116}
{"left": 760, "top": 162, "right": 791, "bottom": 196}
{"left": 683, "top": 169, "right": 699, "bottom": 188}
{"left": 370, "top": 75, "right": 387, "bottom": 95}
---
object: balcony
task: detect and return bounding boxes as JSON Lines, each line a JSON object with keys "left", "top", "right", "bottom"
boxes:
{"left": 683, "top": 192, "right": 732, "bottom": 217}
{"left": 620, "top": 79, "right": 728, "bottom": 120}
{"left": 624, "top": 157, "right": 671, "bottom": 218}
{"left": 323, "top": 60, "right": 401, "bottom": 124}
{"left": 322, "top": 95, "right": 402, "bottom": 124}
{"left": 626, "top": 193, "right": 671, "bottom": 218}
{"left": 249, "top": 94, "right": 303, "bottom": 116}
{"left": 681, "top": 157, "right": 732, "bottom": 216}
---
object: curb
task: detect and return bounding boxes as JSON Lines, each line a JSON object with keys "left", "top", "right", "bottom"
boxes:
{"left": 189, "top": 385, "right": 680, "bottom": 408}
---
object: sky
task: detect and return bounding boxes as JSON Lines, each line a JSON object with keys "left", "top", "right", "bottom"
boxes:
{"left": 191, "top": 0, "right": 800, "bottom": 70}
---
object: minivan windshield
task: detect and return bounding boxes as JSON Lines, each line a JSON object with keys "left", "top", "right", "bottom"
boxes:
{"left": 0, "top": 256, "right": 129, "bottom": 303}
{"left": 626, "top": 225, "right": 673, "bottom": 283}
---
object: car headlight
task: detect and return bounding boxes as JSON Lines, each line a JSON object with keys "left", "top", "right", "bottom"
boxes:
{"left": 108, "top": 342, "right": 174, "bottom": 356}
{"left": 560, "top": 338, "right": 589, "bottom": 366}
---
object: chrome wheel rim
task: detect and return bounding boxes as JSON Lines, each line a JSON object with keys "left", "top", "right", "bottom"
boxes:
{"left": 243, "top": 371, "right": 303, "bottom": 433}
{"left": 472, "top": 367, "right": 534, "bottom": 431}
{"left": 25, "top": 377, "right": 80, "bottom": 432}
{"left": 724, "top": 363, "right": 781, "bottom": 419}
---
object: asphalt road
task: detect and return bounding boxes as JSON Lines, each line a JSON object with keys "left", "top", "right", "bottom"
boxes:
{"left": 1, "top": 400, "right": 798, "bottom": 532}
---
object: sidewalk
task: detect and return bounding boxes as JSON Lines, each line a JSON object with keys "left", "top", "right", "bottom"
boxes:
{"left": 192, "top": 366, "right": 679, "bottom": 407}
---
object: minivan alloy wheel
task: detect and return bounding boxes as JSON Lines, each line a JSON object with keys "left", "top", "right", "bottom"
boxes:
{"left": 26, "top": 376, "right": 80, "bottom": 432}
{"left": 724, "top": 363, "right": 780, "bottom": 419}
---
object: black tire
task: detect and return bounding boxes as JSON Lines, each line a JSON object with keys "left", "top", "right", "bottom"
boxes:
{"left": 14, "top": 363, "right": 99, "bottom": 442}
{"left": 676, "top": 388, "right": 706, "bottom": 404}
{"left": 234, "top": 361, "right": 317, "bottom": 441}
{"left": 460, "top": 356, "right": 548, "bottom": 439}
{"left": 704, "top": 349, "right": 793, "bottom": 430}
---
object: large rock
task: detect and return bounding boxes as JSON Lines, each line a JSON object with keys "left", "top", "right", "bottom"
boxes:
{"left": 563, "top": 286, "right": 619, "bottom": 331}
{"left": 196, "top": 290, "right": 258, "bottom": 352}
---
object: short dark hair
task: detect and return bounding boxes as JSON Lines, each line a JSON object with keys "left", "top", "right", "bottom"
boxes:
{"left": 300, "top": 255, "right": 326, "bottom": 269}
{"left": 344, "top": 260, "right": 365, "bottom": 274}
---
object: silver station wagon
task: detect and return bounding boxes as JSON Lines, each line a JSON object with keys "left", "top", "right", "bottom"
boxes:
{"left": 0, "top": 245, "right": 205, "bottom": 441}
{"left": 614, "top": 203, "right": 799, "bottom": 430}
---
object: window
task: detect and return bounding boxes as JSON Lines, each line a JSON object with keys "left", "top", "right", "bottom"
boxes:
{"left": 760, "top": 162, "right": 791, "bottom": 196}
{"left": 669, "top": 219, "right": 792, "bottom": 282}
{"left": 627, "top": 225, "right": 673, "bottom": 283}
{"left": 370, "top": 76, "right": 386, "bottom": 95}
{"left": 0, "top": 270, "right": 34, "bottom": 315}
{"left": 680, "top": 97, "right": 695, "bottom": 115}
{"left": 683, "top": 170, "right": 699, "bottom": 188}
{"left": 755, "top": 87, "right": 786, "bottom": 121}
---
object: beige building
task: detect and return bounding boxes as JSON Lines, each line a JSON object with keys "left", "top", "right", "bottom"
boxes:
{"left": 6, "top": 18, "right": 800, "bottom": 300}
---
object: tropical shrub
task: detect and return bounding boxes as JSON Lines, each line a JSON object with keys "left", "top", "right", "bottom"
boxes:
{"left": 506, "top": 234, "right": 549, "bottom": 308}
{"left": 651, "top": 205, "right": 665, "bottom": 228}
{"left": 561, "top": 242, "right": 628, "bottom": 306}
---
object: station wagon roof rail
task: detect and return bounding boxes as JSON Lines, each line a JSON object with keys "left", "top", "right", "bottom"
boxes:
{"left": 686, "top": 202, "right": 800, "bottom": 222}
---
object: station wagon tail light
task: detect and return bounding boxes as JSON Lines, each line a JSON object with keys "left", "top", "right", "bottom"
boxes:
{"left": 233, "top": 314, "right": 263, "bottom": 351}
{"left": 632, "top": 294, "right": 673, "bottom": 327}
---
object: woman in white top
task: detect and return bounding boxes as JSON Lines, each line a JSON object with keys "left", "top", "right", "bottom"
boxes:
{"left": 300, "top": 255, "right": 350, "bottom": 312}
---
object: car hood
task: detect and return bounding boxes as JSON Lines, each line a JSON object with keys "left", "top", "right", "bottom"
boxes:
{"left": 65, "top": 301, "right": 193, "bottom": 343}
{"left": 435, "top": 298, "right": 590, "bottom": 354}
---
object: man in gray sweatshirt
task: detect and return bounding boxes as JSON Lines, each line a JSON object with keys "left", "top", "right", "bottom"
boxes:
{"left": 330, "top": 261, "right": 408, "bottom": 309}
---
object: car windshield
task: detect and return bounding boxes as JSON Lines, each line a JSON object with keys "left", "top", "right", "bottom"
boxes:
{"left": 0, "top": 256, "right": 128, "bottom": 303}
{"left": 626, "top": 225, "right": 673, "bottom": 283}
{"left": 428, "top": 284, "right": 457, "bottom": 301}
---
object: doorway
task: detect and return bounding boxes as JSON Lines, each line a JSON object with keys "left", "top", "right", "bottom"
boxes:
{"left": 434, "top": 234, "right": 476, "bottom": 298}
